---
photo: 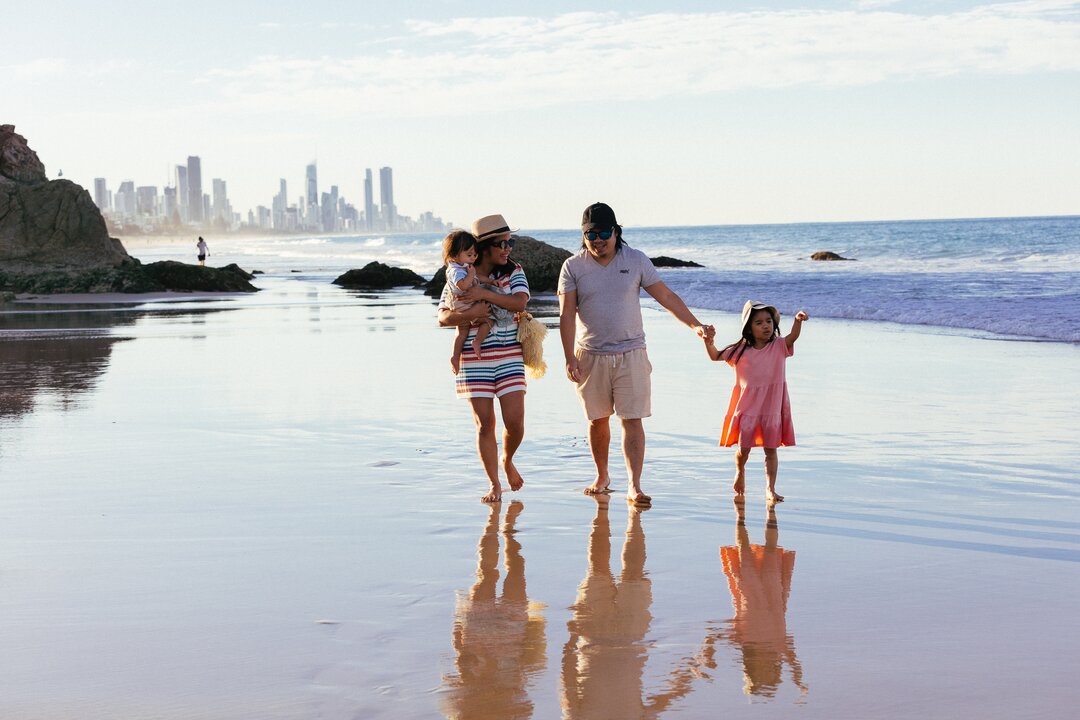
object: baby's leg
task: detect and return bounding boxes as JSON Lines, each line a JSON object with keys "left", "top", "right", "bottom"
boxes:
{"left": 471, "top": 319, "right": 493, "bottom": 357}
{"left": 733, "top": 446, "right": 750, "bottom": 495}
{"left": 764, "top": 448, "right": 783, "bottom": 503}
{"left": 451, "top": 324, "right": 469, "bottom": 374}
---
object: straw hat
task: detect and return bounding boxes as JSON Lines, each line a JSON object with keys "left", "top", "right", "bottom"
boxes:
{"left": 471, "top": 214, "right": 517, "bottom": 241}
{"left": 741, "top": 300, "right": 780, "bottom": 332}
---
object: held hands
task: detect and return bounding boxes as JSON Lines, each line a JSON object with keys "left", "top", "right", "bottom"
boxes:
{"left": 696, "top": 324, "right": 716, "bottom": 342}
{"left": 794, "top": 310, "right": 809, "bottom": 322}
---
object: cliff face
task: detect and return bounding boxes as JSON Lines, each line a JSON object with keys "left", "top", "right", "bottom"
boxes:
{"left": 0, "top": 124, "right": 131, "bottom": 271}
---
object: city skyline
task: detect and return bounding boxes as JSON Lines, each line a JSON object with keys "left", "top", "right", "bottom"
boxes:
{"left": 91, "top": 158, "right": 451, "bottom": 234}
{"left": 5, "top": 1, "right": 1079, "bottom": 228}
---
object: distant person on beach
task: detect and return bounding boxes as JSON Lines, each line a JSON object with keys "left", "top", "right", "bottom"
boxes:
{"left": 438, "top": 214, "right": 531, "bottom": 503}
{"left": 558, "top": 202, "right": 713, "bottom": 506}
{"left": 442, "top": 230, "right": 496, "bottom": 374}
{"left": 704, "top": 300, "right": 808, "bottom": 503}
{"left": 196, "top": 237, "right": 209, "bottom": 266}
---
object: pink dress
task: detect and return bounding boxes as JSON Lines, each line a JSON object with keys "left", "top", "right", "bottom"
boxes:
{"left": 719, "top": 338, "right": 795, "bottom": 448}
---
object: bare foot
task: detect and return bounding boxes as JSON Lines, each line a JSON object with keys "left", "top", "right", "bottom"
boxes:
{"left": 584, "top": 476, "right": 611, "bottom": 495}
{"left": 481, "top": 483, "right": 503, "bottom": 503}
{"left": 766, "top": 491, "right": 784, "bottom": 504}
{"left": 733, "top": 472, "right": 745, "bottom": 495}
{"left": 503, "top": 456, "right": 524, "bottom": 491}
{"left": 450, "top": 355, "right": 461, "bottom": 375}
{"left": 627, "top": 488, "right": 652, "bottom": 506}
{"left": 471, "top": 336, "right": 484, "bottom": 358}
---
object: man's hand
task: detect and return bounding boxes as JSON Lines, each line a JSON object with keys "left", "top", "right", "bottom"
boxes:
{"left": 565, "top": 356, "right": 582, "bottom": 383}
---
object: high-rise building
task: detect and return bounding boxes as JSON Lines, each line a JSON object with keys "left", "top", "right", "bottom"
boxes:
{"left": 305, "top": 163, "right": 318, "bottom": 228}
{"left": 273, "top": 178, "right": 288, "bottom": 229}
{"left": 163, "top": 186, "right": 177, "bottom": 223}
{"left": 212, "top": 178, "right": 228, "bottom": 223}
{"left": 364, "top": 168, "right": 375, "bottom": 231}
{"left": 379, "top": 166, "right": 395, "bottom": 230}
{"left": 175, "top": 164, "right": 188, "bottom": 221}
{"left": 186, "top": 156, "right": 203, "bottom": 223}
{"left": 115, "top": 181, "right": 136, "bottom": 218}
{"left": 93, "top": 178, "right": 110, "bottom": 212}
{"left": 136, "top": 186, "right": 158, "bottom": 216}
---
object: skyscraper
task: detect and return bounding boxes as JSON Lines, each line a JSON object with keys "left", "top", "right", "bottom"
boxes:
{"left": 186, "top": 156, "right": 203, "bottom": 223}
{"left": 273, "top": 178, "right": 288, "bottom": 229}
{"left": 175, "top": 164, "right": 188, "bottom": 221}
{"left": 212, "top": 178, "right": 228, "bottom": 223}
{"left": 305, "top": 163, "right": 318, "bottom": 229}
{"left": 364, "top": 168, "right": 375, "bottom": 231}
{"left": 93, "top": 178, "right": 110, "bottom": 212}
{"left": 379, "top": 166, "right": 395, "bottom": 231}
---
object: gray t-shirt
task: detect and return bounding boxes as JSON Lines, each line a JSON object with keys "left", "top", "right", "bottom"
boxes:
{"left": 557, "top": 245, "right": 661, "bottom": 353}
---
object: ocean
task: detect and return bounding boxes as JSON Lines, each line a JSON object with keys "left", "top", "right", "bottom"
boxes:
{"left": 129, "top": 215, "right": 1080, "bottom": 344}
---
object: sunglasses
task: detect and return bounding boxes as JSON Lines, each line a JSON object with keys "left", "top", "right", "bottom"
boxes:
{"left": 491, "top": 238, "right": 515, "bottom": 250}
{"left": 584, "top": 229, "right": 614, "bottom": 241}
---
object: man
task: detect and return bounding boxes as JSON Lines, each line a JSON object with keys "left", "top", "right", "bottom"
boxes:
{"left": 558, "top": 202, "right": 713, "bottom": 505}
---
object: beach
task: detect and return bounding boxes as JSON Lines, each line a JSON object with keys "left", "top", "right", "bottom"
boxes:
{"left": 1, "top": 266, "right": 1078, "bottom": 719}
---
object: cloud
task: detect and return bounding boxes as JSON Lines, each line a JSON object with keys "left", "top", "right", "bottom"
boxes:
{"left": 204, "top": 2, "right": 1080, "bottom": 118}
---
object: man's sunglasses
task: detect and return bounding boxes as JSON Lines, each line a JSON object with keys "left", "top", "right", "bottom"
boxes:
{"left": 584, "top": 229, "right": 613, "bottom": 241}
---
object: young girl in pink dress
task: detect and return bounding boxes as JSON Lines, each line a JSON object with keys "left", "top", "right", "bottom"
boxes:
{"left": 703, "top": 300, "right": 808, "bottom": 503}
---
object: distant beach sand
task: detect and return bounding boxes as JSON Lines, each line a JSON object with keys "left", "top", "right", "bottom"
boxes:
{"left": 1, "top": 276, "right": 1078, "bottom": 719}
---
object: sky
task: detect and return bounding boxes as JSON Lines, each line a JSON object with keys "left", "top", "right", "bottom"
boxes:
{"left": 5, "top": 0, "right": 1080, "bottom": 229}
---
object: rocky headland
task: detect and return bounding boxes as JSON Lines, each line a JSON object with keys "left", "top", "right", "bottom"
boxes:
{"left": 0, "top": 125, "right": 256, "bottom": 295}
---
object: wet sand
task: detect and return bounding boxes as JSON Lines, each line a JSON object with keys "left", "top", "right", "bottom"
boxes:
{"left": 1, "top": 276, "right": 1078, "bottom": 719}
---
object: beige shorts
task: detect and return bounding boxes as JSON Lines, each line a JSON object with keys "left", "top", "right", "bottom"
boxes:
{"left": 575, "top": 348, "right": 652, "bottom": 421}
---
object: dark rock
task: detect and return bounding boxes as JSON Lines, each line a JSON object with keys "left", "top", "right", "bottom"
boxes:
{"left": 141, "top": 261, "right": 258, "bottom": 292}
{"left": 811, "top": 251, "right": 854, "bottom": 261}
{"left": 333, "top": 261, "right": 427, "bottom": 289}
{"left": 651, "top": 255, "right": 703, "bottom": 268}
{"left": 1, "top": 126, "right": 130, "bottom": 272}
{"left": 0, "top": 124, "right": 47, "bottom": 184}
{"left": 219, "top": 263, "right": 255, "bottom": 281}
{"left": 423, "top": 234, "right": 572, "bottom": 298}
{"left": 0, "top": 260, "right": 258, "bottom": 294}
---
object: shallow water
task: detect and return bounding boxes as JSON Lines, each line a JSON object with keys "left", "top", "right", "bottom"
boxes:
{"left": 1, "top": 278, "right": 1078, "bottom": 718}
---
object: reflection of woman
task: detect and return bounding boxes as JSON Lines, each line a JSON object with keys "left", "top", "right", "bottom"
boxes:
{"left": 441, "top": 501, "right": 546, "bottom": 719}
{"left": 718, "top": 500, "right": 805, "bottom": 697}
{"left": 562, "top": 499, "right": 701, "bottom": 718}
{"left": 438, "top": 214, "right": 530, "bottom": 503}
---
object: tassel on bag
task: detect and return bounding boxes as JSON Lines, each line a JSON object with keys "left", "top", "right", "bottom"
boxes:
{"left": 516, "top": 311, "right": 547, "bottom": 379}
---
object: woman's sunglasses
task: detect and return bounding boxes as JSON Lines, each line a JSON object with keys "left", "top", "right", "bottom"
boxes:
{"left": 584, "top": 229, "right": 614, "bottom": 241}
{"left": 491, "top": 239, "right": 515, "bottom": 249}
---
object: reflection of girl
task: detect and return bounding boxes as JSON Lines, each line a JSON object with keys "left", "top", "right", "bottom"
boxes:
{"left": 718, "top": 501, "right": 805, "bottom": 697}
{"left": 441, "top": 502, "right": 546, "bottom": 719}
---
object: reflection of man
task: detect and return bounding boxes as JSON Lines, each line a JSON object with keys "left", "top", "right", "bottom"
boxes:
{"left": 441, "top": 502, "right": 546, "bottom": 719}
{"left": 558, "top": 202, "right": 712, "bottom": 506}
{"left": 718, "top": 501, "right": 805, "bottom": 697}
{"left": 562, "top": 499, "right": 700, "bottom": 718}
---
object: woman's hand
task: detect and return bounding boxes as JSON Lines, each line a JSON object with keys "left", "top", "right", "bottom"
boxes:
{"left": 795, "top": 310, "right": 809, "bottom": 321}
{"left": 460, "top": 284, "right": 488, "bottom": 303}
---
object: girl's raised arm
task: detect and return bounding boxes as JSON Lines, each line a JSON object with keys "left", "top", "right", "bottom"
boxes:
{"left": 785, "top": 310, "right": 809, "bottom": 352}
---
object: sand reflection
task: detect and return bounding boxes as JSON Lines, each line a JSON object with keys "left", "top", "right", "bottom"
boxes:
{"left": 717, "top": 501, "right": 806, "bottom": 698}
{"left": 441, "top": 501, "right": 546, "bottom": 720}
{"left": 562, "top": 498, "right": 702, "bottom": 718}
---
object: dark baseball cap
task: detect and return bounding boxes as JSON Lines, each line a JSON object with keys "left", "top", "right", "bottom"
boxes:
{"left": 582, "top": 202, "right": 618, "bottom": 229}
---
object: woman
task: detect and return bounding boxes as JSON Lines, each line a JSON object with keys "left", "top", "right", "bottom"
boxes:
{"left": 438, "top": 214, "right": 530, "bottom": 503}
